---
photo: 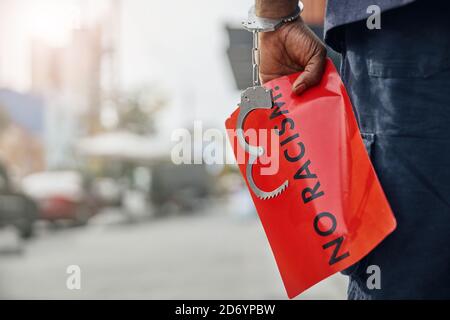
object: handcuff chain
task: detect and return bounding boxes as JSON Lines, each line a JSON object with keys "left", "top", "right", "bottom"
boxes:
{"left": 252, "top": 30, "right": 260, "bottom": 87}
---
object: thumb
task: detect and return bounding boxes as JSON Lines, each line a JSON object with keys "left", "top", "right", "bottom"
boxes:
{"left": 292, "top": 51, "right": 326, "bottom": 95}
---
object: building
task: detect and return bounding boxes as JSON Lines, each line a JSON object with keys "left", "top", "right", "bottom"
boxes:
{"left": 0, "top": 89, "right": 45, "bottom": 178}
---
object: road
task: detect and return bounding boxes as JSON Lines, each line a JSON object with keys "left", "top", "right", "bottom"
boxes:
{"left": 0, "top": 204, "right": 347, "bottom": 299}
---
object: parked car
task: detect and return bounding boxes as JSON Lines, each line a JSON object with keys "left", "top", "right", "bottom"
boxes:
{"left": 21, "top": 171, "right": 98, "bottom": 225}
{"left": 151, "top": 163, "right": 214, "bottom": 214}
{"left": 91, "top": 177, "right": 123, "bottom": 208}
{"left": 0, "top": 163, "right": 38, "bottom": 238}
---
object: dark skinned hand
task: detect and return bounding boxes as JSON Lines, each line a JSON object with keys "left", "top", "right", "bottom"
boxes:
{"left": 259, "top": 18, "right": 327, "bottom": 95}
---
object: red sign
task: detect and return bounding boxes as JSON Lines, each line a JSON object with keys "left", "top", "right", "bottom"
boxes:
{"left": 225, "top": 59, "right": 397, "bottom": 298}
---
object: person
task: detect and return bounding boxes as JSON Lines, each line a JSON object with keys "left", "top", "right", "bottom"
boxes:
{"left": 255, "top": 0, "right": 450, "bottom": 299}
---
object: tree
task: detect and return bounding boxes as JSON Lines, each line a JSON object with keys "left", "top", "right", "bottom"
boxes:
{"left": 0, "top": 105, "right": 11, "bottom": 133}
{"left": 117, "top": 85, "right": 168, "bottom": 135}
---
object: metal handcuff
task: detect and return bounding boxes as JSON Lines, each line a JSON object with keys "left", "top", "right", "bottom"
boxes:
{"left": 237, "top": 2, "right": 304, "bottom": 200}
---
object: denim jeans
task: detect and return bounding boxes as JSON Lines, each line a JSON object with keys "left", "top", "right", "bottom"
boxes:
{"left": 338, "top": 1, "right": 450, "bottom": 299}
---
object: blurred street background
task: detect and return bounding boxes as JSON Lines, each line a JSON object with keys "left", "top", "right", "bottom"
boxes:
{"left": 0, "top": 0, "right": 346, "bottom": 299}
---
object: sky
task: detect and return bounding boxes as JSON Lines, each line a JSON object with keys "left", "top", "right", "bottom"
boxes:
{"left": 118, "top": 0, "right": 253, "bottom": 134}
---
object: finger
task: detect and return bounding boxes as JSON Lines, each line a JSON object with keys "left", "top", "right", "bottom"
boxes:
{"left": 292, "top": 50, "right": 326, "bottom": 95}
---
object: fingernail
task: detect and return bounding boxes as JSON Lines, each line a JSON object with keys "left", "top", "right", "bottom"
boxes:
{"left": 293, "top": 83, "right": 306, "bottom": 94}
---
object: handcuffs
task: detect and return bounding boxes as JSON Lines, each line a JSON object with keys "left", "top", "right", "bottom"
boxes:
{"left": 237, "top": 2, "right": 304, "bottom": 200}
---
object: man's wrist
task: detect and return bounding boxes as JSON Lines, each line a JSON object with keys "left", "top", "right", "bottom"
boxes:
{"left": 255, "top": 0, "right": 299, "bottom": 19}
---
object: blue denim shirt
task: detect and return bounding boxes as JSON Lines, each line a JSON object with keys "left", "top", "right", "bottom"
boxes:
{"left": 325, "top": 0, "right": 416, "bottom": 52}
{"left": 330, "top": 1, "right": 450, "bottom": 299}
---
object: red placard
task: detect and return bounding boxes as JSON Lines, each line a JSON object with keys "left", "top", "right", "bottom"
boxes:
{"left": 225, "top": 59, "right": 397, "bottom": 298}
